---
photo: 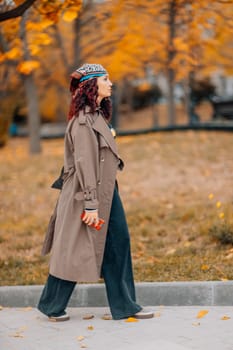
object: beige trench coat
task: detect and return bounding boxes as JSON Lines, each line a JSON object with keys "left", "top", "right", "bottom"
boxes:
{"left": 42, "top": 108, "right": 122, "bottom": 282}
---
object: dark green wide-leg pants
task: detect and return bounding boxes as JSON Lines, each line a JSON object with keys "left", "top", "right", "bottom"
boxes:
{"left": 37, "top": 187, "right": 142, "bottom": 320}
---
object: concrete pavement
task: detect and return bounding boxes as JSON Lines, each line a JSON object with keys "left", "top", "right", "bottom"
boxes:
{"left": 1, "top": 306, "right": 233, "bottom": 350}
{"left": 1, "top": 282, "right": 233, "bottom": 349}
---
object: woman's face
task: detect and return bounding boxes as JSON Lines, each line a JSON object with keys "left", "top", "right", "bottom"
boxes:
{"left": 97, "top": 75, "right": 112, "bottom": 101}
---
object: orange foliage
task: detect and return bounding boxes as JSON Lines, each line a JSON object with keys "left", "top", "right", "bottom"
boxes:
{"left": 80, "top": 0, "right": 233, "bottom": 82}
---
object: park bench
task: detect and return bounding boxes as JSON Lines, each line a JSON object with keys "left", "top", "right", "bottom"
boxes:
{"left": 210, "top": 96, "right": 233, "bottom": 120}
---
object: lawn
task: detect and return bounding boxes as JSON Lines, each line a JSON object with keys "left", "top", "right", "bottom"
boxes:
{"left": 0, "top": 130, "right": 233, "bottom": 285}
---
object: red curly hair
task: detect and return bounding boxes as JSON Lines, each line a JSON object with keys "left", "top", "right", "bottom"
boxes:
{"left": 68, "top": 77, "right": 112, "bottom": 121}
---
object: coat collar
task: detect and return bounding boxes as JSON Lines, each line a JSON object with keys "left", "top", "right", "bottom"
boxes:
{"left": 92, "top": 113, "right": 118, "bottom": 158}
{"left": 82, "top": 106, "right": 118, "bottom": 157}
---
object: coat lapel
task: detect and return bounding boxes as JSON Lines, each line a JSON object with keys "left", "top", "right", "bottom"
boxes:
{"left": 92, "top": 113, "right": 119, "bottom": 158}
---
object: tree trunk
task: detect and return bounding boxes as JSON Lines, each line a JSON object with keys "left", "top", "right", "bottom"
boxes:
{"left": 72, "top": 16, "right": 82, "bottom": 70}
{"left": 20, "top": 12, "right": 41, "bottom": 154}
{"left": 23, "top": 73, "right": 41, "bottom": 153}
{"left": 167, "top": 0, "right": 176, "bottom": 125}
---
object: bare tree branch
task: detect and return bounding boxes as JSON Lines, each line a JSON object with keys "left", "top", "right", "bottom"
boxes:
{"left": 0, "top": 0, "right": 36, "bottom": 22}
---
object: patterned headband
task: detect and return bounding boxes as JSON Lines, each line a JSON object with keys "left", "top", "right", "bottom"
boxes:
{"left": 75, "top": 63, "right": 107, "bottom": 83}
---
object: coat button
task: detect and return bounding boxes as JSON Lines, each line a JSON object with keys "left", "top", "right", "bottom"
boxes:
{"left": 97, "top": 181, "right": 101, "bottom": 185}
{"left": 101, "top": 158, "right": 104, "bottom": 162}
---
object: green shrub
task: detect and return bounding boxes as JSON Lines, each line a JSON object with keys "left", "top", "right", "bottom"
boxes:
{"left": 209, "top": 222, "right": 233, "bottom": 245}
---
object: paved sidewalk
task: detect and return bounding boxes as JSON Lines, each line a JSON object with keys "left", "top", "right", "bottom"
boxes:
{"left": 1, "top": 306, "right": 233, "bottom": 350}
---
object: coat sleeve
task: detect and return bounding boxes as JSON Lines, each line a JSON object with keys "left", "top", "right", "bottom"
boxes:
{"left": 72, "top": 117, "right": 99, "bottom": 210}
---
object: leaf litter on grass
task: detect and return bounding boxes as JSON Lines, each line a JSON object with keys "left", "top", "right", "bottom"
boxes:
{"left": 1, "top": 133, "right": 233, "bottom": 284}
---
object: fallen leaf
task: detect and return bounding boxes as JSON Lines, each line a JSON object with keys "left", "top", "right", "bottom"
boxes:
{"left": 10, "top": 332, "right": 24, "bottom": 338}
{"left": 154, "top": 312, "right": 161, "bottom": 317}
{"left": 80, "top": 345, "right": 87, "bottom": 348}
{"left": 0, "top": 305, "right": 3, "bottom": 311}
{"left": 77, "top": 336, "right": 85, "bottom": 341}
{"left": 201, "top": 264, "right": 209, "bottom": 271}
{"left": 192, "top": 322, "right": 200, "bottom": 326}
{"left": 87, "top": 325, "right": 94, "bottom": 330}
{"left": 125, "top": 317, "right": 139, "bottom": 323}
{"left": 196, "top": 310, "right": 209, "bottom": 319}
{"left": 82, "top": 314, "right": 94, "bottom": 320}
{"left": 221, "top": 316, "right": 230, "bottom": 320}
{"left": 101, "top": 314, "right": 112, "bottom": 320}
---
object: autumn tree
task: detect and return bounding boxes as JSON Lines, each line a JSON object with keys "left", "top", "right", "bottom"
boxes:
{"left": 0, "top": 0, "right": 82, "bottom": 153}
{"left": 80, "top": 0, "right": 233, "bottom": 124}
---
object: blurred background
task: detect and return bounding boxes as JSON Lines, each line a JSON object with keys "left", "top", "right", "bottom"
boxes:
{"left": 0, "top": 0, "right": 233, "bottom": 152}
{"left": 0, "top": 0, "right": 233, "bottom": 285}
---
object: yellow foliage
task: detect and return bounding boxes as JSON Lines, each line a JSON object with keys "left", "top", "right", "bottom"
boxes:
{"left": 63, "top": 9, "right": 78, "bottom": 22}
{"left": 17, "top": 60, "right": 40, "bottom": 75}
{"left": 33, "top": 33, "right": 52, "bottom": 46}
{"left": 5, "top": 47, "right": 22, "bottom": 60}
{"left": 29, "top": 44, "right": 41, "bottom": 56}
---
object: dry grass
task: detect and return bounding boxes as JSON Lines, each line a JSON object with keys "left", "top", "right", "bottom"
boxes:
{"left": 0, "top": 130, "right": 233, "bottom": 285}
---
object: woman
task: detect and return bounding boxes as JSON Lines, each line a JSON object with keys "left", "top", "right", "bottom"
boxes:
{"left": 38, "top": 63, "right": 153, "bottom": 321}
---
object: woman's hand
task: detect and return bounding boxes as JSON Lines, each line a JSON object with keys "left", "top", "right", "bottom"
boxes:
{"left": 82, "top": 210, "right": 99, "bottom": 226}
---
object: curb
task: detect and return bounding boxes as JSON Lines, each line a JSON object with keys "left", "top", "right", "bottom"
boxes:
{"left": 1, "top": 281, "right": 233, "bottom": 307}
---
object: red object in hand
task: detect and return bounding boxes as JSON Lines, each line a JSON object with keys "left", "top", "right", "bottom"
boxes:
{"left": 81, "top": 212, "right": 105, "bottom": 231}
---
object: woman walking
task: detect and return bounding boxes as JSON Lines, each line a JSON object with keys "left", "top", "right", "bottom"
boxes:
{"left": 38, "top": 63, "right": 153, "bottom": 321}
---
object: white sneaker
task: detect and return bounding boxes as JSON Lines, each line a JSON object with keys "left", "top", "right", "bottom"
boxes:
{"left": 49, "top": 313, "right": 70, "bottom": 322}
{"left": 133, "top": 308, "right": 154, "bottom": 319}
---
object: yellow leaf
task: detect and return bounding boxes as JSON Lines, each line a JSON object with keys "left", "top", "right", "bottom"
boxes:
{"left": 34, "top": 33, "right": 52, "bottom": 46}
{"left": 101, "top": 314, "right": 112, "bottom": 320}
{"left": 196, "top": 310, "right": 209, "bottom": 319}
{"left": 87, "top": 325, "right": 94, "bottom": 330}
{"left": 10, "top": 332, "right": 24, "bottom": 338}
{"left": 219, "top": 212, "right": 225, "bottom": 219}
{"left": 0, "top": 305, "right": 3, "bottom": 310}
{"left": 192, "top": 322, "right": 200, "bottom": 326}
{"left": 17, "top": 61, "right": 40, "bottom": 75}
{"left": 216, "top": 201, "right": 221, "bottom": 208}
{"left": 5, "top": 47, "right": 22, "bottom": 60}
{"left": 208, "top": 193, "right": 214, "bottom": 200}
{"left": 201, "top": 264, "right": 209, "bottom": 271}
{"left": 63, "top": 10, "right": 78, "bottom": 22}
{"left": 29, "top": 44, "right": 41, "bottom": 56}
{"left": 77, "top": 336, "right": 85, "bottom": 341}
{"left": 80, "top": 345, "right": 87, "bottom": 349}
{"left": 82, "top": 314, "right": 94, "bottom": 320}
{"left": 125, "top": 317, "right": 139, "bottom": 323}
{"left": 40, "top": 19, "right": 54, "bottom": 29}
{"left": 221, "top": 316, "right": 230, "bottom": 320}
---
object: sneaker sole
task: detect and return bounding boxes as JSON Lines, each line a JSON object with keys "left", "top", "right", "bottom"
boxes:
{"left": 134, "top": 313, "right": 154, "bottom": 319}
{"left": 49, "top": 315, "right": 70, "bottom": 322}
